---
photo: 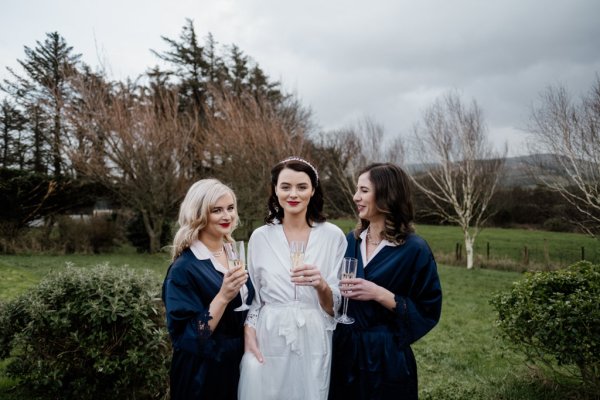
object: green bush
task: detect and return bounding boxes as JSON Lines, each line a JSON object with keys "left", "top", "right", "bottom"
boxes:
{"left": 0, "top": 264, "right": 170, "bottom": 399}
{"left": 491, "top": 261, "right": 600, "bottom": 394}
{"left": 542, "top": 217, "right": 572, "bottom": 232}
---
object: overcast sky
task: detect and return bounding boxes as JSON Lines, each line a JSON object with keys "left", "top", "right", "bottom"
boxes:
{"left": 1, "top": 0, "right": 599, "bottom": 157}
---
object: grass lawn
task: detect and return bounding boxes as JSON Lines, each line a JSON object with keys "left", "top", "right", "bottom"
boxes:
{"left": 415, "top": 265, "right": 586, "bottom": 399}
{"left": 332, "top": 220, "right": 600, "bottom": 269}
{"left": 0, "top": 247, "right": 171, "bottom": 302}
{"left": 0, "top": 246, "right": 592, "bottom": 399}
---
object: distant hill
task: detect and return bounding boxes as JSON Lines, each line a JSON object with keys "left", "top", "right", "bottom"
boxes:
{"left": 405, "top": 154, "right": 568, "bottom": 188}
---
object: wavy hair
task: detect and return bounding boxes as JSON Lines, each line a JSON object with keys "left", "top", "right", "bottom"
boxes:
{"left": 171, "top": 179, "right": 238, "bottom": 260}
{"left": 354, "top": 163, "right": 415, "bottom": 244}
{"left": 265, "top": 157, "right": 326, "bottom": 226}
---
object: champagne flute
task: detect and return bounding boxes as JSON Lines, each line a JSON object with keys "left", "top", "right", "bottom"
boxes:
{"left": 289, "top": 241, "right": 306, "bottom": 301}
{"left": 224, "top": 240, "right": 249, "bottom": 311}
{"left": 335, "top": 257, "right": 358, "bottom": 324}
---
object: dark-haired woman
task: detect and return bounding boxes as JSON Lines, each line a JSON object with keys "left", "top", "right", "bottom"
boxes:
{"left": 238, "top": 157, "right": 347, "bottom": 400}
{"left": 329, "top": 163, "right": 442, "bottom": 400}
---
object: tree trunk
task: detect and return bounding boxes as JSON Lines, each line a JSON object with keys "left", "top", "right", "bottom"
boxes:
{"left": 464, "top": 231, "right": 475, "bottom": 269}
{"left": 142, "top": 211, "right": 163, "bottom": 254}
{"left": 148, "top": 232, "right": 161, "bottom": 254}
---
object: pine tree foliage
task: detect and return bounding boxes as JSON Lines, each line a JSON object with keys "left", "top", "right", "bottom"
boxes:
{"left": 1, "top": 32, "right": 82, "bottom": 177}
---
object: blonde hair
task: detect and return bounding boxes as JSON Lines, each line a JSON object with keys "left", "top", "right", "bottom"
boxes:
{"left": 171, "top": 179, "right": 238, "bottom": 260}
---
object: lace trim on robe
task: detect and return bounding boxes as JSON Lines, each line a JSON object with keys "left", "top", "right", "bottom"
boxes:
{"left": 244, "top": 306, "right": 259, "bottom": 328}
{"left": 332, "top": 289, "right": 342, "bottom": 319}
{"left": 197, "top": 310, "right": 213, "bottom": 338}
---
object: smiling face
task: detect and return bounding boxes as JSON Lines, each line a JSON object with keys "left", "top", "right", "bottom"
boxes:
{"left": 353, "top": 171, "right": 383, "bottom": 223}
{"left": 201, "top": 192, "right": 237, "bottom": 240}
{"left": 275, "top": 168, "right": 315, "bottom": 218}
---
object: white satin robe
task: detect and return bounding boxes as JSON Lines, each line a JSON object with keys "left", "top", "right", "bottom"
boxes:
{"left": 238, "top": 222, "right": 347, "bottom": 400}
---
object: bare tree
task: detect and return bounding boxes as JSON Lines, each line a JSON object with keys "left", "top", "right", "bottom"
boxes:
{"left": 411, "top": 92, "right": 506, "bottom": 269}
{"left": 201, "top": 85, "right": 310, "bottom": 229}
{"left": 66, "top": 76, "right": 198, "bottom": 253}
{"left": 317, "top": 117, "right": 406, "bottom": 217}
{"left": 528, "top": 77, "right": 600, "bottom": 236}
{"left": 2, "top": 32, "right": 81, "bottom": 177}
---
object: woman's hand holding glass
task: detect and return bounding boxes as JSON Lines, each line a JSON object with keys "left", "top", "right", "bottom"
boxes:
{"left": 224, "top": 241, "right": 249, "bottom": 311}
{"left": 291, "top": 263, "right": 325, "bottom": 289}
{"left": 339, "top": 277, "right": 386, "bottom": 301}
{"left": 219, "top": 265, "right": 247, "bottom": 300}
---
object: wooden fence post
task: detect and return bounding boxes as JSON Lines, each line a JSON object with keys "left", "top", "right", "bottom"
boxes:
{"left": 455, "top": 242, "right": 462, "bottom": 261}
{"left": 523, "top": 245, "right": 529, "bottom": 266}
{"left": 544, "top": 239, "right": 550, "bottom": 271}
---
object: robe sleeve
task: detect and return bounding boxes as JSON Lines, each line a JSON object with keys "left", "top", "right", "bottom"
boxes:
{"left": 162, "top": 265, "right": 220, "bottom": 358}
{"left": 244, "top": 234, "right": 262, "bottom": 329}
{"left": 391, "top": 246, "right": 442, "bottom": 347}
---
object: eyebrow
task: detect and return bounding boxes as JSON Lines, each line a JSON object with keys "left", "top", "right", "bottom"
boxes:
{"left": 278, "top": 181, "right": 309, "bottom": 186}
{"left": 212, "top": 203, "right": 235, "bottom": 209}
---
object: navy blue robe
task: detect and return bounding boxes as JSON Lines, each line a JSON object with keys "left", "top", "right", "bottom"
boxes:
{"left": 329, "top": 233, "right": 442, "bottom": 400}
{"left": 162, "top": 248, "right": 255, "bottom": 400}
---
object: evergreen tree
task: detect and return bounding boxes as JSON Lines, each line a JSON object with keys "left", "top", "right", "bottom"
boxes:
{"left": 151, "top": 19, "right": 285, "bottom": 113}
{"left": 204, "top": 33, "right": 228, "bottom": 86}
{"left": 227, "top": 44, "right": 249, "bottom": 96}
{"left": 25, "top": 102, "right": 49, "bottom": 174}
{"left": 2, "top": 32, "right": 81, "bottom": 177}
{"left": 0, "top": 99, "right": 26, "bottom": 168}
{"left": 151, "top": 18, "right": 208, "bottom": 113}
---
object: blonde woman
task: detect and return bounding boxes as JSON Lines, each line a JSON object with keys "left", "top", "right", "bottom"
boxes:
{"left": 162, "top": 179, "right": 254, "bottom": 400}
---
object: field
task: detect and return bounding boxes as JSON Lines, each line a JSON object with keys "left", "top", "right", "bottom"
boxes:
{"left": 0, "top": 224, "right": 597, "bottom": 399}
{"left": 333, "top": 221, "right": 600, "bottom": 269}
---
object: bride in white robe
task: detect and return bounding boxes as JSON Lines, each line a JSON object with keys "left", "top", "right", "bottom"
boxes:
{"left": 238, "top": 158, "right": 347, "bottom": 400}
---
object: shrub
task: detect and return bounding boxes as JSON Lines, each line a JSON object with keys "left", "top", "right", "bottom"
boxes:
{"left": 542, "top": 217, "right": 572, "bottom": 232}
{"left": 490, "top": 261, "right": 600, "bottom": 394}
{"left": 56, "top": 214, "right": 124, "bottom": 253}
{"left": 0, "top": 264, "right": 170, "bottom": 399}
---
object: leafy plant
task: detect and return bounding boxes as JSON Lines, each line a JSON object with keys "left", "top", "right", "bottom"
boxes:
{"left": 0, "top": 264, "right": 170, "bottom": 399}
{"left": 491, "top": 261, "right": 600, "bottom": 394}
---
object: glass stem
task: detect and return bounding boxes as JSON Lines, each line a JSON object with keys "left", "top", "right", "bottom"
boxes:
{"left": 342, "top": 297, "right": 349, "bottom": 316}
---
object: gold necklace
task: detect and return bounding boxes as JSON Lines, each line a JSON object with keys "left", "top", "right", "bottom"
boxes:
{"left": 366, "top": 229, "right": 381, "bottom": 246}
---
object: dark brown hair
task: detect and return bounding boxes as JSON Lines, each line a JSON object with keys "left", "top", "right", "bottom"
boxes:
{"left": 354, "top": 162, "right": 414, "bottom": 244}
{"left": 265, "top": 158, "right": 326, "bottom": 226}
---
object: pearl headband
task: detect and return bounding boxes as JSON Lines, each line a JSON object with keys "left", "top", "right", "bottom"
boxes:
{"left": 278, "top": 156, "right": 319, "bottom": 183}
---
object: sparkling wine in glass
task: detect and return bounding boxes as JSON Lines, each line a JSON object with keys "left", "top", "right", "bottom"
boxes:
{"left": 335, "top": 257, "right": 358, "bottom": 324}
{"left": 289, "top": 241, "right": 306, "bottom": 301}
{"left": 224, "top": 241, "right": 249, "bottom": 311}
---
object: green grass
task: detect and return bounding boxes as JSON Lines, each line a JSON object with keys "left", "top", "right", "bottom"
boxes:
{"left": 331, "top": 220, "right": 600, "bottom": 269}
{"left": 414, "top": 266, "right": 587, "bottom": 399}
{"left": 416, "top": 225, "right": 600, "bottom": 266}
{"left": 0, "top": 248, "right": 170, "bottom": 301}
{"left": 0, "top": 225, "right": 596, "bottom": 399}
